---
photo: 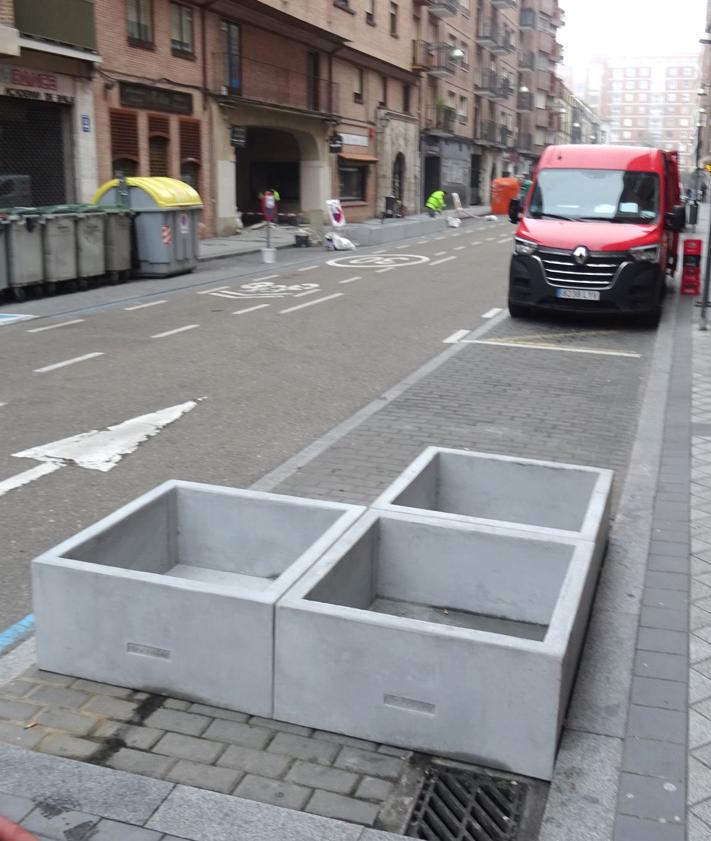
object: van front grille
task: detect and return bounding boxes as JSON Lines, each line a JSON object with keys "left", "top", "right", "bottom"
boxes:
{"left": 538, "top": 248, "right": 627, "bottom": 289}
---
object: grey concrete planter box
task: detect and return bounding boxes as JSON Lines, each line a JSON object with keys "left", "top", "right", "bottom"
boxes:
{"left": 275, "top": 510, "right": 600, "bottom": 780}
{"left": 373, "top": 447, "right": 613, "bottom": 545}
{"left": 32, "top": 481, "right": 364, "bottom": 717}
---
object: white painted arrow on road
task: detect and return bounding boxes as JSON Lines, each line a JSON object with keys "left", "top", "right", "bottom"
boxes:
{"left": 0, "top": 401, "right": 199, "bottom": 497}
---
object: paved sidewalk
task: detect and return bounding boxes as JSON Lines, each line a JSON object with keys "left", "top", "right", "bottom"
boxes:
{"left": 198, "top": 206, "right": 491, "bottom": 261}
{"left": 0, "top": 263, "right": 697, "bottom": 838}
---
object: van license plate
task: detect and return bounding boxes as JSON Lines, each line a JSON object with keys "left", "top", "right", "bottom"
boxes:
{"left": 556, "top": 289, "right": 600, "bottom": 301}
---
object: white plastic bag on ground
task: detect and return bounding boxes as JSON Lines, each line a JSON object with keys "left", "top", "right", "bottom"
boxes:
{"left": 447, "top": 216, "right": 461, "bottom": 228}
{"left": 485, "top": 214, "right": 498, "bottom": 221}
{"left": 325, "top": 232, "right": 356, "bottom": 250}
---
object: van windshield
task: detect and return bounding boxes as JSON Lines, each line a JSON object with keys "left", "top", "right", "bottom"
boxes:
{"left": 527, "top": 168, "right": 660, "bottom": 223}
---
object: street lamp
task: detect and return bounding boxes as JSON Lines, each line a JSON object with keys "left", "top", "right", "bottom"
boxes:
{"left": 449, "top": 48, "right": 464, "bottom": 60}
{"left": 701, "top": 30, "right": 711, "bottom": 45}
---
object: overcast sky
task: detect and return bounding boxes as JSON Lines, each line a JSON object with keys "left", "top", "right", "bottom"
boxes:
{"left": 559, "top": 0, "right": 707, "bottom": 83}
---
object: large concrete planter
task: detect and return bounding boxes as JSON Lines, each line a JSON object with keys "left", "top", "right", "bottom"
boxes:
{"left": 373, "top": 447, "right": 613, "bottom": 544}
{"left": 275, "top": 510, "right": 599, "bottom": 780}
{"left": 33, "top": 481, "right": 364, "bottom": 717}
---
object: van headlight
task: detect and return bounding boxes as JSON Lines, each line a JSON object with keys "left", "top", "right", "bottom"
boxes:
{"left": 514, "top": 236, "right": 537, "bottom": 256}
{"left": 629, "top": 244, "right": 661, "bottom": 263}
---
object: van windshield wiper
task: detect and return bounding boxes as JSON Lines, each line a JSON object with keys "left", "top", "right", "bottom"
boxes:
{"left": 527, "top": 212, "right": 575, "bottom": 221}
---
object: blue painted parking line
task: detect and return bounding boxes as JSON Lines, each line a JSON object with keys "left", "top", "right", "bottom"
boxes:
{"left": 0, "top": 613, "right": 34, "bottom": 655}
{"left": 0, "top": 313, "right": 34, "bottom": 325}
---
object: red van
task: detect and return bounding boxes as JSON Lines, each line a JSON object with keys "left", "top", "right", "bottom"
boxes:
{"left": 508, "top": 145, "right": 686, "bottom": 326}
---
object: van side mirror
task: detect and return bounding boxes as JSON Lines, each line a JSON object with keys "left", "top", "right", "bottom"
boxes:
{"left": 508, "top": 198, "right": 522, "bottom": 224}
{"left": 664, "top": 204, "right": 686, "bottom": 233}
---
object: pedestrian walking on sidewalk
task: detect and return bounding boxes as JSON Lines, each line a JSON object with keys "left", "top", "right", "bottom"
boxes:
{"left": 426, "top": 189, "right": 447, "bottom": 218}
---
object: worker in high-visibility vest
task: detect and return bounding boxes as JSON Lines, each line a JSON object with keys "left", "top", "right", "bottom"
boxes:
{"left": 425, "top": 189, "right": 447, "bottom": 217}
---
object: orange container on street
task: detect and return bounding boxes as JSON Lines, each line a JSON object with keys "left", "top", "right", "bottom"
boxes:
{"left": 491, "top": 177, "right": 521, "bottom": 215}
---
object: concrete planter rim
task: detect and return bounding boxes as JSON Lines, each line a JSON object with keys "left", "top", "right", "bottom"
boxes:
{"left": 277, "top": 508, "right": 594, "bottom": 657}
{"left": 371, "top": 446, "right": 614, "bottom": 540}
{"left": 34, "top": 479, "right": 367, "bottom": 603}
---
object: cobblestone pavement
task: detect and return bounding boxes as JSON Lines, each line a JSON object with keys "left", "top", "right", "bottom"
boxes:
{"left": 688, "top": 325, "right": 711, "bottom": 840}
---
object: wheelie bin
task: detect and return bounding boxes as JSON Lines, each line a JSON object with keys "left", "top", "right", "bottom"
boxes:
{"left": 103, "top": 207, "right": 133, "bottom": 282}
{"left": 93, "top": 177, "right": 202, "bottom": 277}
{"left": 41, "top": 206, "right": 79, "bottom": 292}
{"left": 76, "top": 206, "right": 106, "bottom": 282}
{"left": 6, "top": 209, "right": 43, "bottom": 301}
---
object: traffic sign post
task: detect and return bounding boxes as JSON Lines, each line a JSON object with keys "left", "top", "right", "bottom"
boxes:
{"left": 261, "top": 191, "right": 278, "bottom": 263}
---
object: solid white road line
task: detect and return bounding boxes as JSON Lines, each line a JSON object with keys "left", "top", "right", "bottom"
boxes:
{"left": 280, "top": 293, "right": 343, "bottom": 314}
{"left": 482, "top": 308, "right": 503, "bottom": 319}
{"left": 151, "top": 324, "right": 199, "bottom": 339}
{"left": 297, "top": 264, "right": 319, "bottom": 272}
{"left": 430, "top": 256, "right": 457, "bottom": 267}
{"left": 0, "top": 462, "right": 63, "bottom": 498}
{"left": 443, "top": 329, "right": 471, "bottom": 344}
{"left": 339, "top": 276, "right": 361, "bottom": 284}
{"left": 27, "top": 319, "right": 84, "bottom": 333}
{"left": 466, "top": 339, "right": 641, "bottom": 358}
{"left": 124, "top": 300, "right": 167, "bottom": 311}
{"left": 208, "top": 291, "right": 242, "bottom": 299}
{"left": 435, "top": 251, "right": 447, "bottom": 256}
{"left": 34, "top": 352, "right": 104, "bottom": 373}
{"left": 233, "top": 304, "right": 270, "bottom": 315}
{"left": 252, "top": 274, "right": 280, "bottom": 282}
{"left": 293, "top": 288, "right": 322, "bottom": 297}
{"left": 454, "top": 245, "right": 466, "bottom": 251}
{"left": 197, "top": 285, "right": 230, "bottom": 295}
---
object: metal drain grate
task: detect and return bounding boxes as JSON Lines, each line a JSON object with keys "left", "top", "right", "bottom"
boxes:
{"left": 406, "top": 766, "right": 528, "bottom": 841}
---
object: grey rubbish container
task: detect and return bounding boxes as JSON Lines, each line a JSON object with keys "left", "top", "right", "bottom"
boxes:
{"left": 41, "top": 207, "right": 78, "bottom": 290}
{"left": 0, "top": 217, "right": 8, "bottom": 293}
{"left": 76, "top": 207, "right": 106, "bottom": 280}
{"left": 6, "top": 210, "right": 43, "bottom": 300}
{"left": 103, "top": 207, "right": 133, "bottom": 282}
{"left": 94, "top": 177, "right": 202, "bottom": 277}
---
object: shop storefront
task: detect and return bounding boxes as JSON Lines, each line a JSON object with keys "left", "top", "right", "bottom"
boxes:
{"left": 422, "top": 135, "right": 472, "bottom": 209}
{"left": 0, "top": 53, "right": 97, "bottom": 207}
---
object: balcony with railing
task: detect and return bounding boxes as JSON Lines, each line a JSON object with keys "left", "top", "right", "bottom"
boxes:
{"left": 518, "top": 91, "right": 534, "bottom": 111}
{"left": 413, "top": 41, "right": 457, "bottom": 77}
{"left": 417, "top": 0, "right": 460, "bottom": 17}
{"left": 213, "top": 54, "right": 339, "bottom": 115}
{"left": 520, "top": 50, "right": 535, "bottom": 70}
{"left": 425, "top": 104, "right": 457, "bottom": 132}
{"left": 491, "top": 31, "right": 516, "bottom": 56}
{"left": 553, "top": 41, "right": 564, "bottom": 62}
{"left": 476, "top": 120, "right": 511, "bottom": 147}
{"left": 536, "top": 69, "right": 553, "bottom": 93}
{"left": 14, "top": 0, "right": 97, "bottom": 53}
{"left": 537, "top": 30, "right": 556, "bottom": 55}
{"left": 491, "top": 0, "right": 517, "bottom": 8}
{"left": 518, "top": 132, "right": 533, "bottom": 152}
{"left": 474, "top": 20, "right": 498, "bottom": 47}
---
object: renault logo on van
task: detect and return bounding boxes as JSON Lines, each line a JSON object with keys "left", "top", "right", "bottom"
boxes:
{"left": 573, "top": 246, "right": 589, "bottom": 265}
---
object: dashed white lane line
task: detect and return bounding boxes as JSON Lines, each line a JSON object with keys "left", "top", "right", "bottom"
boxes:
{"left": 443, "top": 329, "right": 471, "bottom": 344}
{"left": 0, "top": 402, "right": 6, "bottom": 408}
{"left": 471, "top": 241, "right": 482, "bottom": 245}
{"left": 373, "top": 249, "right": 387, "bottom": 254}
{"left": 209, "top": 291, "right": 244, "bottom": 300}
{"left": 395, "top": 244, "right": 410, "bottom": 249}
{"left": 434, "top": 236, "right": 446, "bottom": 241}
{"left": 233, "top": 304, "right": 270, "bottom": 315}
{"left": 497, "top": 238, "right": 511, "bottom": 244}
{"left": 34, "top": 352, "right": 105, "bottom": 373}
{"left": 151, "top": 324, "right": 199, "bottom": 339}
{"left": 416, "top": 239, "right": 428, "bottom": 244}
{"left": 280, "top": 293, "right": 343, "bottom": 314}
{"left": 197, "top": 285, "right": 230, "bottom": 295}
{"left": 252, "top": 274, "right": 280, "bottom": 282}
{"left": 486, "top": 237, "right": 496, "bottom": 241}
{"left": 0, "top": 462, "right": 62, "bottom": 497}
{"left": 482, "top": 308, "right": 503, "bottom": 319}
{"left": 298, "top": 264, "right": 319, "bottom": 272}
{"left": 339, "top": 276, "right": 361, "bottom": 284}
{"left": 430, "top": 256, "right": 457, "bottom": 267}
{"left": 435, "top": 251, "right": 448, "bottom": 256}
{"left": 27, "top": 319, "right": 85, "bottom": 333}
{"left": 454, "top": 245, "right": 466, "bottom": 251}
{"left": 124, "top": 300, "right": 167, "bottom": 311}
{"left": 293, "top": 288, "right": 322, "bottom": 298}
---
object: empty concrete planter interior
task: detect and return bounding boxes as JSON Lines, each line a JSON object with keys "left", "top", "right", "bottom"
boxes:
{"left": 32, "top": 481, "right": 364, "bottom": 717}
{"left": 275, "top": 510, "right": 599, "bottom": 781}
{"left": 373, "top": 447, "right": 613, "bottom": 544}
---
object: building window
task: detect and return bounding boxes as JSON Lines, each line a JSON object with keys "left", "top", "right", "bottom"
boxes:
{"left": 127, "top": 0, "right": 153, "bottom": 46}
{"left": 458, "top": 95, "right": 468, "bottom": 124}
{"left": 365, "top": 0, "right": 375, "bottom": 25}
{"left": 149, "top": 114, "right": 170, "bottom": 177}
{"left": 180, "top": 119, "right": 201, "bottom": 190}
{"left": 171, "top": 3, "right": 194, "bottom": 56}
{"left": 380, "top": 75, "right": 387, "bottom": 107}
{"left": 339, "top": 162, "right": 367, "bottom": 201}
{"left": 403, "top": 83, "right": 411, "bottom": 114}
{"left": 354, "top": 68, "right": 364, "bottom": 103}
{"left": 390, "top": 3, "right": 398, "bottom": 37}
{"left": 110, "top": 109, "right": 139, "bottom": 176}
{"left": 221, "top": 20, "right": 240, "bottom": 93}
{"left": 460, "top": 42, "right": 469, "bottom": 70}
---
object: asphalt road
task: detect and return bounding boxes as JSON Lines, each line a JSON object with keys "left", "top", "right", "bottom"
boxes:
{"left": 0, "top": 218, "right": 514, "bottom": 635}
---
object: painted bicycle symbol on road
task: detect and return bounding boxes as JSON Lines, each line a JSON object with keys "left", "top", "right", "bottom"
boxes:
{"left": 327, "top": 254, "right": 430, "bottom": 269}
{"left": 209, "top": 281, "right": 320, "bottom": 299}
